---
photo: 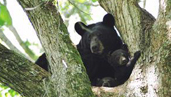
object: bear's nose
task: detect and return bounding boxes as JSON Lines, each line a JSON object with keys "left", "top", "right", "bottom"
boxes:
{"left": 120, "top": 57, "right": 128, "bottom": 66}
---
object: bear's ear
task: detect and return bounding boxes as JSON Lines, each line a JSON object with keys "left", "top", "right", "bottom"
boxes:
{"left": 75, "top": 22, "right": 87, "bottom": 36}
{"left": 103, "top": 13, "right": 115, "bottom": 27}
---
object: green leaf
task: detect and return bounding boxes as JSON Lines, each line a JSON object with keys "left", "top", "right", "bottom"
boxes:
{"left": 8, "top": 89, "right": 19, "bottom": 97}
{"left": 24, "top": 40, "right": 31, "bottom": 46}
{"left": 77, "top": 0, "right": 85, "bottom": 3}
{"left": 0, "top": 3, "right": 12, "bottom": 27}
{"left": 92, "top": 0, "right": 97, "bottom": 2}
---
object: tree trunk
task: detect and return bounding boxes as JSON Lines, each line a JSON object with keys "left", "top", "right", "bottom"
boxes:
{"left": 0, "top": 0, "right": 94, "bottom": 97}
{"left": 17, "top": 0, "right": 95, "bottom": 96}
{"left": 96, "top": 0, "right": 171, "bottom": 96}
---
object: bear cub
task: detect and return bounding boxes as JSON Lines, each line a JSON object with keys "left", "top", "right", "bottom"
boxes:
{"left": 97, "top": 47, "right": 141, "bottom": 87}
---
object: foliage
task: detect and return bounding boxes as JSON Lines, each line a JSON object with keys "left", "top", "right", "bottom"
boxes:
{"left": 0, "top": 3, "right": 12, "bottom": 27}
{"left": 0, "top": 83, "right": 21, "bottom": 97}
{"left": 59, "top": 0, "right": 98, "bottom": 24}
{"left": 0, "top": 2, "right": 38, "bottom": 61}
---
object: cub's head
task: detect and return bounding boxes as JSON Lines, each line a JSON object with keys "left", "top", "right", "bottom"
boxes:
{"left": 96, "top": 77, "right": 115, "bottom": 87}
{"left": 108, "top": 49, "right": 130, "bottom": 67}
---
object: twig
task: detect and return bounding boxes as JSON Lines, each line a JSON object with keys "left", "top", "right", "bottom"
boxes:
{"left": 8, "top": 25, "right": 36, "bottom": 60}
{"left": 83, "top": 2, "right": 99, "bottom": 7}
{"left": 0, "top": 29, "right": 27, "bottom": 58}
{"left": 25, "top": 2, "right": 43, "bottom": 11}
{"left": 143, "top": 0, "right": 146, "bottom": 8}
{"left": 68, "top": 0, "right": 90, "bottom": 15}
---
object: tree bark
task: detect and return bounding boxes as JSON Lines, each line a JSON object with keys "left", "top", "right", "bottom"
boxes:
{"left": 0, "top": 44, "right": 50, "bottom": 97}
{"left": 0, "top": 0, "right": 94, "bottom": 97}
{"left": 97, "top": 0, "right": 171, "bottom": 97}
{"left": 17, "top": 0, "right": 94, "bottom": 97}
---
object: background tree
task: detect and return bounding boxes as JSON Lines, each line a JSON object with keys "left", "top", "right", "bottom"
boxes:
{"left": 0, "top": 0, "right": 170, "bottom": 97}
{"left": 95, "top": 0, "right": 171, "bottom": 97}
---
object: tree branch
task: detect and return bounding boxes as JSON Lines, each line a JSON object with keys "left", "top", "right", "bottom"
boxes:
{"left": 0, "top": 43, "right": 50, "bottom": 97}
{"left": 16, "top": 0, "right": 94, "bottom": 96}
{"left": 8, "top": 25, "right": 36, "bottom": 60}
{"left": 0, "top": 29, "right": 25, "bottom": 57}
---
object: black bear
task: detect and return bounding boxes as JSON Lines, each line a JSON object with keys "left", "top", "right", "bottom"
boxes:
{"left": 108, "top": 44, "right": 130, "bottom": 67}
{"left": 35, "top": 53, "right": 49, "bottom": 71}
{"left": 75, "top": 14, "right": 123, "bottom": 57}
{"left": 75, "top": 13, "right": 123, "bottom": 85}
{"left": 36, "top": 14, "right": 138, "bottom": 87}
{"left": 104, "top": 49, "right": 141, "bottom": 87}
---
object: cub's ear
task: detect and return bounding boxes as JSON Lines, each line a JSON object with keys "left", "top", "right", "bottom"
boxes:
{"left": 103, "top": 13, "right": 115, "bottom": 27}
{"left": 75, "top": 22, "right": 87, "bottom": 36}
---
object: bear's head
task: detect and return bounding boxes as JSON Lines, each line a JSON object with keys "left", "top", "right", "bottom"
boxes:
{"left": 96, "top": 77, "right": 115, "bottom": 87}
{"left": 75, "top": 14, "right": 122, "bottom": 56}
{"left": 108, "top": 49, "right": 130, "bottom": 67}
